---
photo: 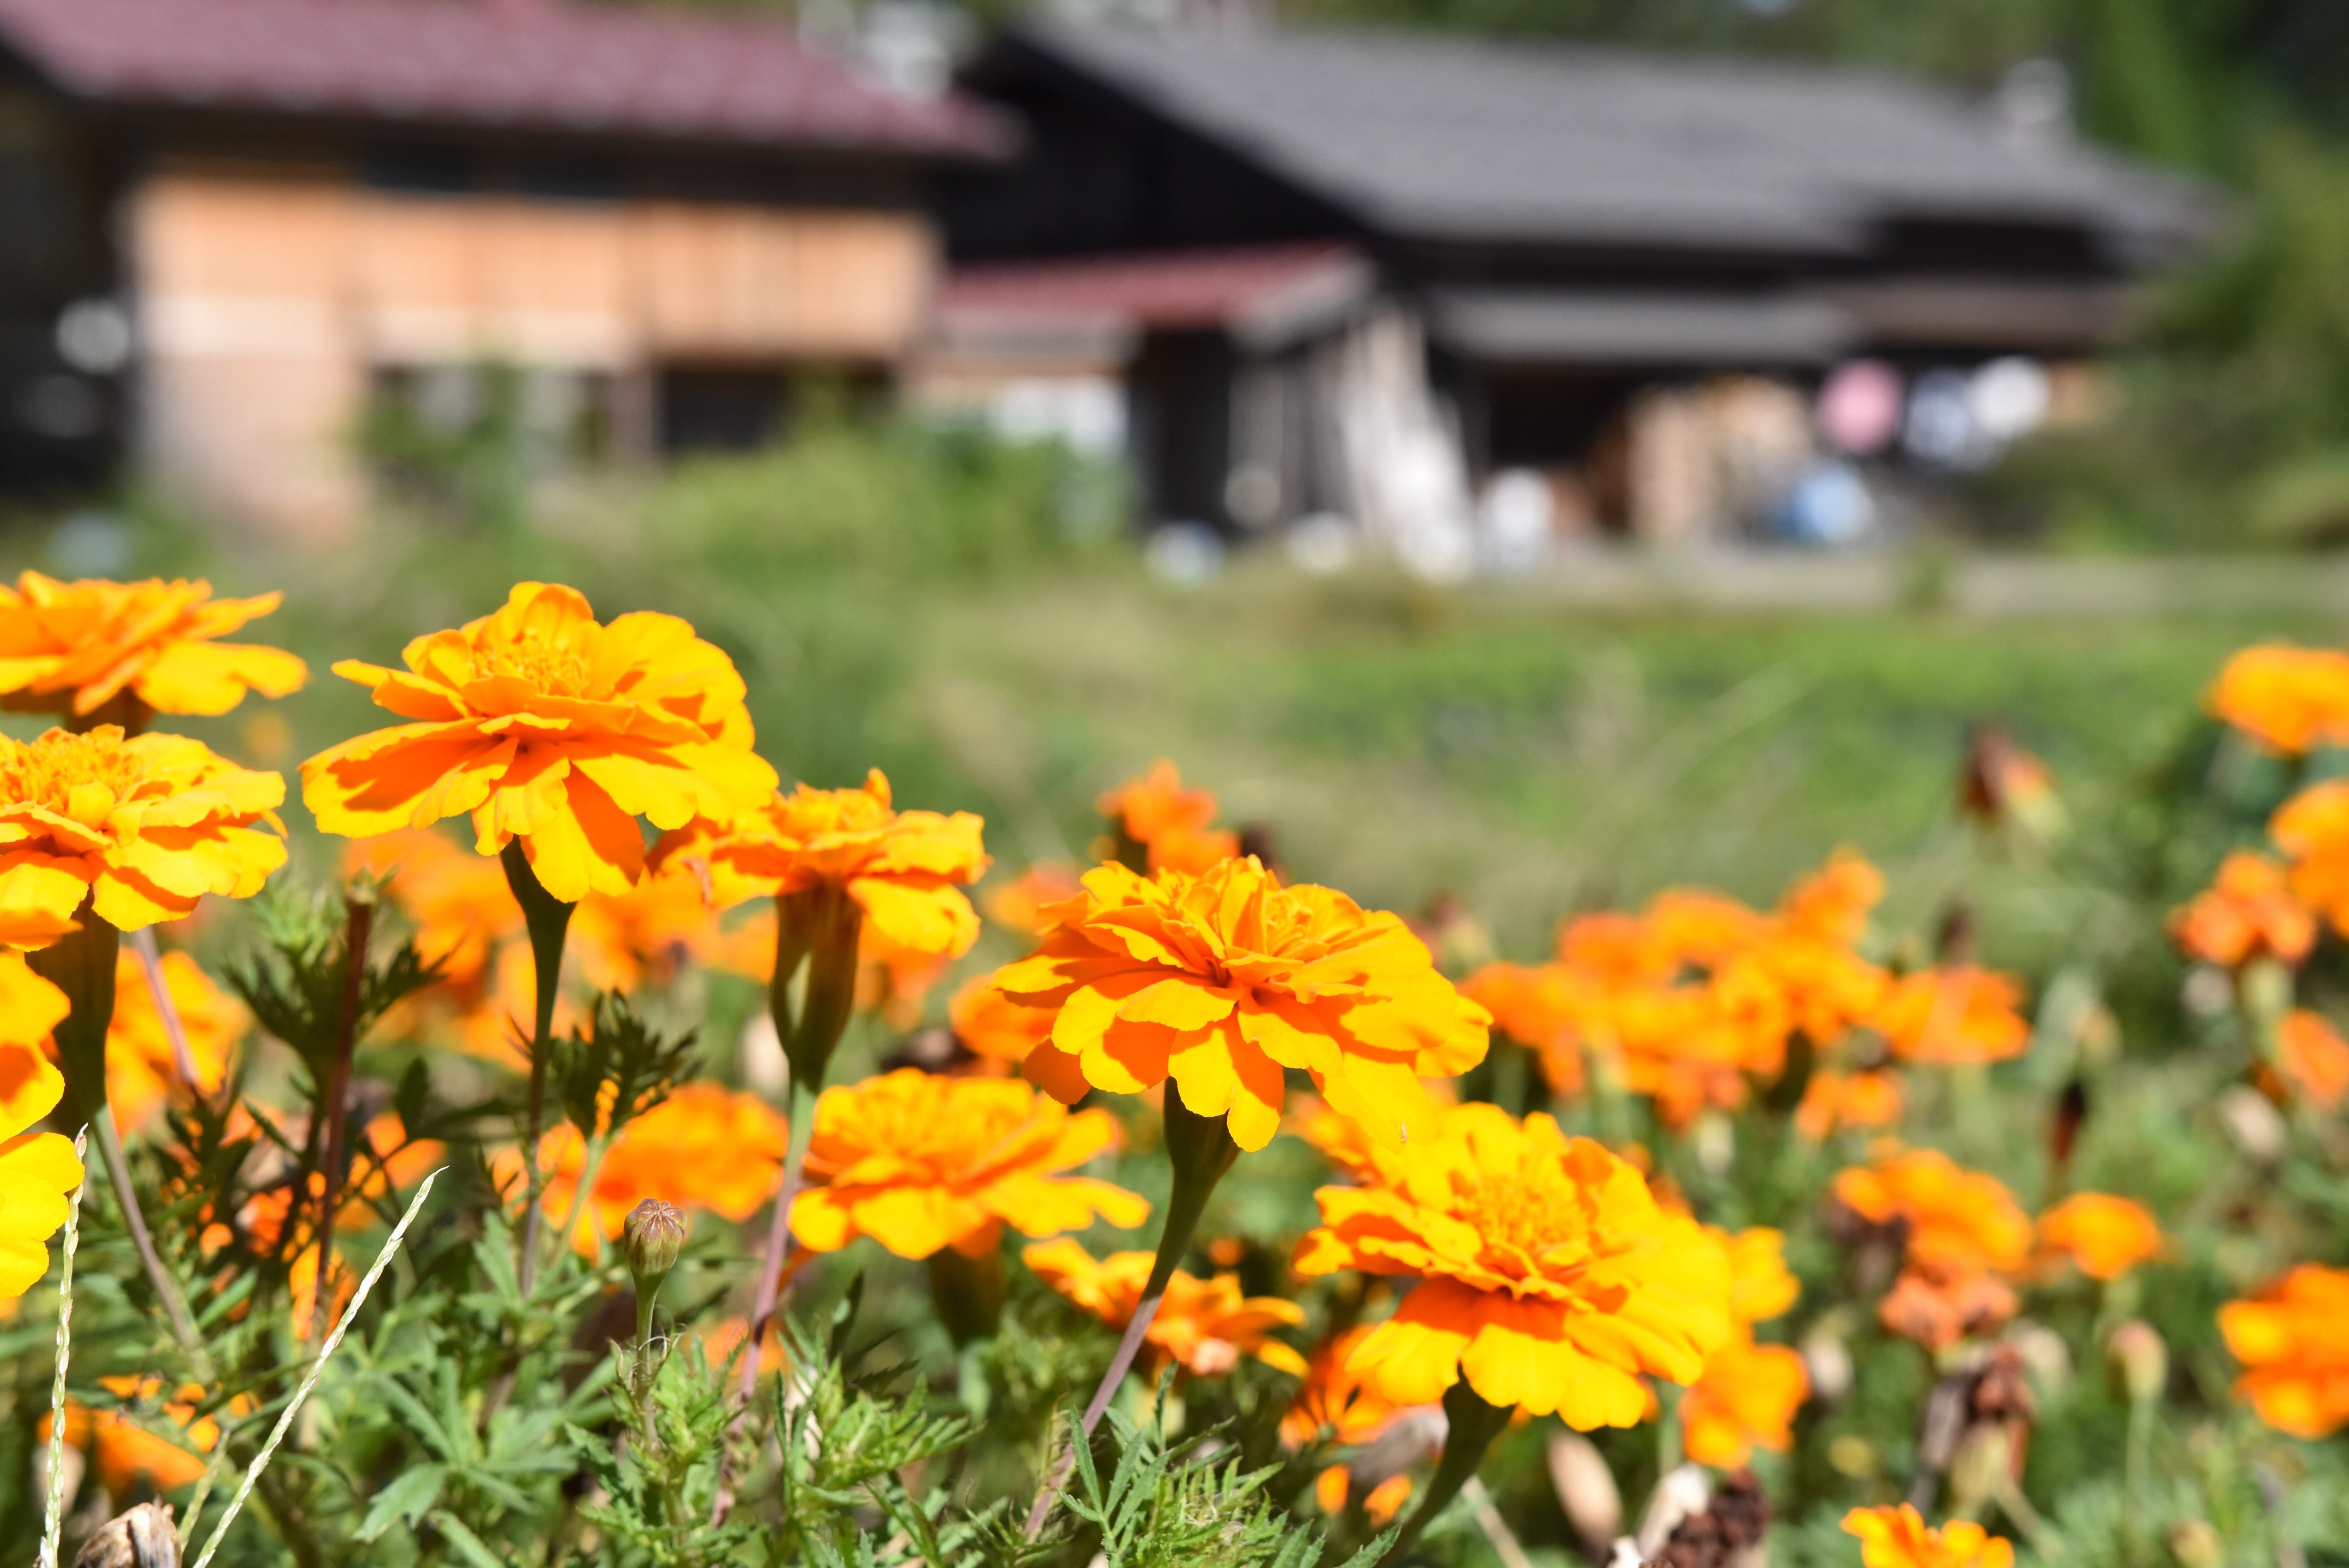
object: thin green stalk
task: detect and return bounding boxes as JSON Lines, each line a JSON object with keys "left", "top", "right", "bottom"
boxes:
{"left": 1379, "top": 1380, "right": 1515, "bottom": 1566}
{"left": 92, "top": 1106, "right": 206, "bottom": 1364}
{"left": 37, "top": 1128, "right": 89, "bottom": 1568}
{"left": 502, "top": 842, "right": 575, "bottom": 1294}
{"left": 310, "top": 895, "right": 374, "bottom": 1343}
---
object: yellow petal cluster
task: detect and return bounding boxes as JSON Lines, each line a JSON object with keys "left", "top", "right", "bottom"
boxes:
{"left": 0, "top": 1040, "right": 85, "bottom": 1296}
{"left": 0, "top": 572, "right": 306, "bottom": 720}
{"left": 1293, "top": 1104, "right": 1731, "bottom": 1425}
{"left": 302, "top": 583, "right": 777, "bottom": 902}
{"left": 994, "top": 857, "right": 1488, "bottom": 1151}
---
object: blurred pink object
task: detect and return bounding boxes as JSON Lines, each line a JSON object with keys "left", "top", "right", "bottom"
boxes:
{"left": 1817, "top": 360, "right": 1903, "bottom": 454}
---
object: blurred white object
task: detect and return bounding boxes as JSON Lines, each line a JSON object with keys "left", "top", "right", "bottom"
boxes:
{"left": 859, "top": 0, "right": 969, "bottom": 97}
{"left": 740, "top": 1010, "right": 786, "bottom": 1098}
{"left": 1478, "top": 468, "right": 1553, "bottom": 572}
{"left": 1545, "top": 1430, "right": 1622, "bottom": 1555}
{"left": 1145, "top": 522, "right": 1226, "bottom": 586}
{"left": 50, "top": 511, "right": 132, "bottom": 575}
{"left": 1904, "top": 369, "right": 1989, "bottom": 469}
{"left": 988, "top": 377, "right": 1125, "bottom": 457}
{"left": 1634, "top": 1464, "right": 1711, "bottom": 1557}
{"left": 1817, "top": 359, "right": 1902, "bottom": 454}
{"left": 1996, "top": 57, "right": 2073, "bottom": 146}
{"left": 2217, "top": 1085, "right": 2287, "bottom": 1165}
{"left": 56, "top": 298, "right": 134, "bottom": 375}
{"left": 1773, "top": 461, "right": 1875, "bottom": 545}
{"left": 1328, "top": 309, "right": 1477, "bottom": 580}
{"left": 1970, "top": 356, "right": 2051, "bottom": 443}
{"left": 1286, "top": 512, "right": 1358, "bottom": 574}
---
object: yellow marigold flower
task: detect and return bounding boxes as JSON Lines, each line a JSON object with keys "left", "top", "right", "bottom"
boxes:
{"left": 1843, "top": 1504, "right": 2014, "bottom": 1568}
{"left": 1098, "top": 759, "right": 1239, "bottom": 874}
{"left": 789, "top": 1067, "right": 1149, "bottom": 1260}
{"left": 0, "top": 1039, "right": 85, "bottom": 1295}
{"left": 2170, "top": 852, "right": 2316, "bottom": 969}
{"left": 1721, "top": 1225, "right": 1800, "bottom": 1325}
{"left": 529, "top": 1083, "right": 790, "bottom": 1251}
{"left": 1832, "top": 1148, "right": 2032, "bottom": 1277}
{"left": 2210, "top": 645, "right": 2349, "bottom": 756}
{"left": 2219, "top": 1263, "right": 2349, "bottom": 1438}
{"left": 302, "top": 582, "right": 777, "bottom": 902}
{"left": 1793, "top": 1068, "right": 1903, "bottom": 1141}
{"left": 1870, "top": 966, "right": 2030, "bottom": 1066}
{"left": 995, "top": 857, "right": 1488, "bottom": 1152}
{"left": 106, "top": 949, "right": 244, "bottom": 1131}
{"left": 0, "top": 572, "right": 306, "bottom": 721}
{"left": 1023, "top": 1237, "right": 1308, "bottom": 1378}
{"left": 0, "top": 727, "right": 285, "bottom": 930}
{"left": 1292, "top": 1104, "right": 1732, "bottom": 1425}
{"left": 2038, "top": 1192, "right": 2163, "bottom": 1282}
{"left": 1681, "top": 1331, "right": 1808, "bottom": 1468}
{"left": 655, "top": 769, "right": 987, "bottom": 956}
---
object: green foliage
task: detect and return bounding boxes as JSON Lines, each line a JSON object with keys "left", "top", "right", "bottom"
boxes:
{"left": 553, "top": 995, "right": 699, "bottom": 1140}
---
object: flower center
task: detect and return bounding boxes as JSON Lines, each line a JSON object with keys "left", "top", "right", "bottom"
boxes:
{"left": 1453, "top": 1159, "right": 1585, "bottom": 1263}
{"left": 0, "top": 728, "right": 143, "bottom": 816}
{"left": 477, "top": 637, "right": 594, "bottom": 696}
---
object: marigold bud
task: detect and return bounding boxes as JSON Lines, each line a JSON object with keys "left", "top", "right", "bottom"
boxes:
{"left": 2167, "top": 1519, "right": 2222, "bottom": 1568}
{"left": 623, "top": 1199, "right": 686, "bottom": 1285}
{"left": 2106, "top": 1319, "right": 2168, "bottom": 1405}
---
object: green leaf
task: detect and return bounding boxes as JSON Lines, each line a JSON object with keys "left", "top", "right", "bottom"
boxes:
{"left": 357, "top": 1463, "right": 447, "bottom": 1541}
{"left": 428, "top": 1509, "right": 512, "bottom": 1568}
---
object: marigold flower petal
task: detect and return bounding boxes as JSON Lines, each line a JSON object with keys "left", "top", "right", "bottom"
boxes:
{"left": 0, "top": 572, "right": 307, "bottom": 719}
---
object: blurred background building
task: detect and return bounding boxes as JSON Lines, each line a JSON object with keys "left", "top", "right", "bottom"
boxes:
{"left": 0, "top": 0, "right": 2214, "bottom": 554}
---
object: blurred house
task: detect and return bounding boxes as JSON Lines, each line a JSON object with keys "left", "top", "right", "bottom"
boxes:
{"left": 929, "top": 24, "right": 2211, "bottom": 557}
{"left": 0, "top": 0, "right": 1006, "bottom": 533}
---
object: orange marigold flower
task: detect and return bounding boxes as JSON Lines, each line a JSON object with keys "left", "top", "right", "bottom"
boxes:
{"left": 2038, "top": 1192, "right": 2163, "bottom": 1281}
{"left": 571, "top": 867, "right": 725, "bottom": 993}
{"left": 1779, "top": 849, "right": 1887, "bottom": 942}
{"left": 1023, "top": 1237, "right": 1308, "bottom": 1377}
{"left": 38, "top": 1376, "right": 249, "bottom": 1496}
{"left": 0, "top": 727, "right": 284, "bottom": 930}
{"left": 985, "top": 861, "right": 1084, "bottom": 937}
{"left": 0, "top": 1039, "right": 85, "bottom": 1296}
{"left": 1832, "top": 1148, "right": 2032, "bottom": 1276}
{"left": 1681, "top": 1331, "right": 1808, "bottom": 1468}
{"left": 2271, "top": 781, "right": 2349, "bottom": 936}
{"left": 1871, "top": 966, "right": 2030, "bottom": 1066}
{"left": 2171, "top": 852, "right": 2316, "bottom": 968}
{"left": 857, "top": 926, "right": 953, "bottom": 1030}
{"left": 105, "top": 948, "right": 244, "bottom": 1131}
{"left": 1794, "top": 1068, "right": 1903, "bottom": 1141}
{"left": 1281, "top": 1324, "right": 1407, "bottom": 1449}
{"left": 654, "top": 768, "right": 987, "bottom": 957}
{"left": 1878, "top": 1266, "right": 2018, "bottom": 1352}
{"left": 0, "top": 571, "right": 306, "bottom": 721}
{"left": 302, "top": 582, "right": 777, "bottom": 902}
{"left": 790, "top": 1067, "right": 1148, "bottom": 1259}
{"left": 949, "top": 974, "right": 1057, "bottom": 1071}
{"left": 2278, "top": 1009, "right": 2349, "bottom": 1109}
{"left": 2209, "top": 645, "right": 2349, "bottom": 756}
{"left": 1843, "top": 1504, "right": 2015, "bottom": 1568}
{"left": 1293, "top": 1105, "right": 1731, "bottom": 1425}
{"left": 1098, "top": 759, "right": 1239, "bottom": 874}
{"left": 997, "top": 857, "right": 1488, "bottom": 1151}
{"left": 1460, "top": 961, "right": 1586, "bottom": 1097}
{"left": 1721, "top": 1226, "right": 1800, "bottom": 1325}
{"left": 532, "top": 1084, "right": 789, "bottom": 1250}
{"left": 2219, "top": 1264, "right": 2349, "bottom": 1438}
{"left": 345, "top": 829, "right": 520, "bottom": 988}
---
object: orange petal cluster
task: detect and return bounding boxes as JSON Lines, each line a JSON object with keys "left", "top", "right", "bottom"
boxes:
{"left": 996, "top": 857, "right": 1488, "bottom": 1151}
{"left": 2036, "top": 1192, "right": 2163, "bottom": 1282}
{"left": 1870, "top": 965, "right": 2031, "bottom": 1066}
{"left": 655, "top": 768, "right": 987, "bottom": 957}
{"left": 2208, "top": 645, "right": 2349, "bottom": 755}
{"left": 1464, "top": 852, "right": 1891, "bottom": 1125}
{"left": 1098, "top": 759, "right": 1239, "bottom": 874}
{"left": 104, "top": 948, "right": 245, "bottom": 1131}
{"left": 2218, "top": 1264, "right": 2349, "bottom": 1438}
{"left": 1843, "top": 1504, "right": 2015, "bottom": 1568}
{"left": 790, "top": 1068, "right": 1148, "bottom": 1259}
{"left": 1024, "top": 1238, "right": 1307, "bottom": 1377}
{"left": 949, "top": 974, "right": 1058, "bottom": 1072}
{"left": 2169, "top": 852, "right": 2316, "bottom": 968}
{"left": 0, "top": 726, "right": 285, "bottom": 929}
{"left": 0, "top": 572, "right": 306, "bottom": 720}
{"left": 1681, "top": 1227, "right": 1808, "bottom": 1468}
{"left": 2271, "top": 781, "right": 2349, "bottom": 936}
{"left": 532, "top": 1084, "right": 789, "bottom": 1251}
{"left": 1293, "top": 1105, "right": 1731, "bottom": 1425}
{"left": 985, "top": 862, "right": 1084, "bottom": 937}
{"left": 38, "top": 1376, "right": 248, "bottom": 1496}
{"left": 1280, "top": 1323, "right": 1408, "bottom": 1450}
{"left": 1835, "top": 1148, "right": 2031, "bottom": 1351}
{"left": 2277, "top": 1009, "right": 2349, "bottom": 1108}
{"left": 1794, "top": 1068, "right": 1903, "bottom": 1141}
{"left": 302, "top": 582, "right": 777, "bottom": 902}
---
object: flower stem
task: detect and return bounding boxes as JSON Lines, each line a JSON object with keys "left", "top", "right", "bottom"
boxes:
{"left": 502, "top": 841, "right": 575, "bottom": 1295}
{"left": 92, "top": 1106, "right": 206, "bottom": 1364}
{"left": 37, "top": 1128, "right": 89, "bottom": 1568}
{"left": 310, "top": 893, "right": 374, "bottom": 1343}
{"left": 1025, "top": 1092, "right": 1238, "bottom": 1538}
{"left": 1378, "top": 1381, "right": 1515, "bottom": 1567}
{"left": 129, "top": 927, "right": 205, "bottom": 1099}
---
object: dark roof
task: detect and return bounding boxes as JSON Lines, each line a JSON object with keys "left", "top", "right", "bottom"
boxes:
{"left": 0, "top": 0, "right": 1011, "bottom": 158}
{"left": 994, "top": 21, "right": 2207, "bottom": 260}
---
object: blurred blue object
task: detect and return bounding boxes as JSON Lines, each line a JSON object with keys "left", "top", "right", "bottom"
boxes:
{"left": 1770, "top": 462, "right": 1874, "bottom": 546}
{"left": 1145, "top": 521, "right": 1226, "bottom": 585}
